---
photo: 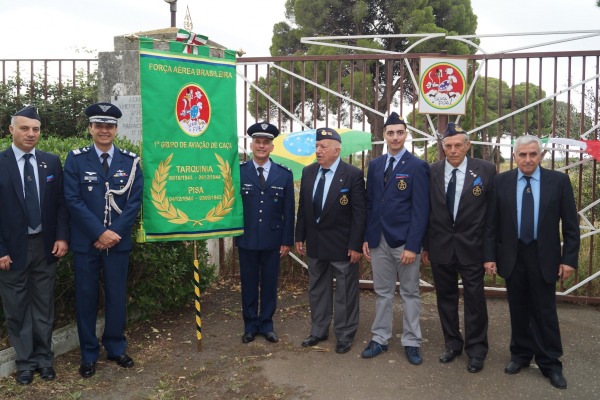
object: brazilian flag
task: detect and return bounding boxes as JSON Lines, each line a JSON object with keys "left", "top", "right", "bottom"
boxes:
{"left": 270, "top": 128, "right": 372, "bottom": 179}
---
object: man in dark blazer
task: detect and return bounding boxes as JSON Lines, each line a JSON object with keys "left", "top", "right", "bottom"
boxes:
{"left": 484, "top": 134, "right": 579, "bottom": 389}
{"left": 64, "top": 102, "right": 143, "bottom": 378}
{"left": 422, "top": 123, "right": 496, "bottom": 373}
{"left": 361, "top": 112, "right": 429, "bottom": 365}
{"left": 295, "top": 127, "right": 366, "bottom": 354}
{"left": 235, "top": 122, "right": 294, "bottom": 344}
{"left": 0, "top": 106, "right": 69, "bottom": 384}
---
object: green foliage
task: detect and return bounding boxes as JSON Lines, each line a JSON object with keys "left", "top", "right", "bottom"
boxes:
{"left": 128, "top": 239, "right": 216, "bottom": 318}
{"left": 0, "top": 71, "right": 97, "bottom": 139}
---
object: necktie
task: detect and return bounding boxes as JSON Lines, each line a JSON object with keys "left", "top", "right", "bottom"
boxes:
{"left": 313, "top": 168, "right": 329, "bottom": 221}
{"left": 521, "top": 176, "right": 534, "bottom": 244}
{"left": 446, "top": 168, "right": 458, "bottom": 222}
{"left": 257, "top": 166, "right": 266, "bottom": 187}
{"left": 384, "top": 157, "right": 395, "bottom": 184}
{"left": 101, "top": 153, "right": 109, "bottom": 174}
{"left": 23, "top": 154, "right": 41, "bottom": 230}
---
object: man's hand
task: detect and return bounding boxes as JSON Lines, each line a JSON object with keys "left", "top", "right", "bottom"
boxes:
{"left": 559, "top": 264, "right": 575, "bottom": 281}
{"left": 484, "top": 261, "right": 496, "bottom": 276}
{"left": 362, "top": 242, "right": 371, "bottom": 261}
{"left": 52, "top": 240, "right": 68, "bottom": 257}
{"left": 348, "top": 249, "right": 362, "bottom": 264}
{"left": 295, "top": 241, "right": 305, "bottom": 256}
{"left": 280, "top": 245, "right": 291, "bottom": 257}
{"left": 400, "top": 249, "right": 416, "bottom": 265}
{"left": 421, "top": 250, "right": 430, "bottom": 265}
{"left": 96, "top": 230, "right": 121, "bottom": 249}
{"left": 0, "top": 255, "right": 12, "bottom": 271}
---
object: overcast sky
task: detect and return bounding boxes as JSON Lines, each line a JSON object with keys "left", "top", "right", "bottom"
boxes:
{"left": 0, "top": 0, "right": 598, "bottom": 59}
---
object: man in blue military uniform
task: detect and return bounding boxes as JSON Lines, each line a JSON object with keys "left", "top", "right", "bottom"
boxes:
{"left": 63, "top": 102, "right": 143, "bottom": 378}
{"left": 235, "top": 122, "right": 295, "bottom": 344}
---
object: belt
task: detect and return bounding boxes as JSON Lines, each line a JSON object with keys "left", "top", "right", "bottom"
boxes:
{"left": 27, "top": 232, "right": 42, "bottom": 239}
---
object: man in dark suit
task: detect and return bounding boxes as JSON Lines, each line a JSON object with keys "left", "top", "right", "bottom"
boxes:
{"left": 422, "top": 123, "right": 496, "bottom": 373}
{"left": 484, "top": 134, "right": 579, "bottom": 389}
{"left": 235, "top": 122, "right": 294, "bottom": 344}
{"left": 0, "top": 106, "right": 69, "bottom": 384}
{"left": 64, "top": 102, "right": 143, "bottom": 378}
{"left": 295, "top": 127, "right": 366, "bottom": 354}
{"left": 361, "top": 112, "right": 429, "bottom": 365}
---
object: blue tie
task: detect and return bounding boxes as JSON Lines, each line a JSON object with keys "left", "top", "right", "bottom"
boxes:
{"left": 446, "top": 168, "right": 458, "bottom": 222}
{"left": 257, "top": 166, "right": 265, "bottom": 188}
{"left": 384, "top": 157, "right": 394, "bottom": 184}
{"left": 521, "top": 176, "right": 534, "bottom": 244}
{"left": 313, "top": 168, "right": 329, "bottom": 221}
{"left": 23, "top": 154, "right": 41, "bottom": 230}
{"left": 101, "top": 153, "right": 109, "bottom": 174}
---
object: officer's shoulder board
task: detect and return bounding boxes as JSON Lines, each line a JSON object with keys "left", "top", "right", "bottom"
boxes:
{"left": 72, "top": 146, "right": 91, "bottom": 156}
{"left": 272, "top": 161, "right": 292, "bottom": 173}
{"left": 119, "top": 148, "right": 138, "bottom": 158}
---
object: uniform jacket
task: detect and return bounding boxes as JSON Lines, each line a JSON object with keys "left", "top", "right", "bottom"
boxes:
{"left": 0, "top": 147, "right": 69, "bottom": 269}
{"left": 483, "top": 167, "right": 580, "bottom": 283}
{"left": 295, "top": 160, "right": 366, "bottom": 261}
{"left": 364, "top": 151, "right": 429, "bottom": 253}
{"left": 424, "top": 157, "right": 496, "bottom": 265}
{"left": 63, "top": 145, "right": 143, "bottom": 253}
{"left": 235, "top": 159, "right": 295, "bottom": 250}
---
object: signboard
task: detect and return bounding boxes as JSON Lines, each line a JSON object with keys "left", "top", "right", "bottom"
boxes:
{"left": 418, "top": 58, "right": 468, "bottom": 115}
{"left": 111, "top": 95, "right": 142, "bottom": 144}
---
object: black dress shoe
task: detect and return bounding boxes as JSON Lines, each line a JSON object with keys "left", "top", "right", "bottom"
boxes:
{"left": 36, "top": 366, "right": 56, "bottom": 380}
{"left": 16, "top": 370, "right": 34, "bottom": 385}
{"left": 439, "top": 349, "right": 462, "bottom": 363}
{"left": 108, "top": 354, "right": 134, "bottom": 368}
{"left": 242, "top": 332, "right": 255, "bottom": 343}
{"left": 467, "top": 357, "right": 484, "bottom": 373}
{"left": 301, "top": 335, "right": 327, "bottom": 347}
{"left": 543, "top": 370, "right": 567, "bottom": 389}
{"left": 79, "top": 362, "right": 96, "bottom": 378}
{"left": 335, "top": 341, "right": 352, "bottom": 354}
{"left": 264, "top": 331, "right": 279, "bottom": 343}
{"left": 504, "top": 360, "right": 530, "bottom": 375}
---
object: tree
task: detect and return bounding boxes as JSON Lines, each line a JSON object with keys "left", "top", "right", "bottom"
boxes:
{"left": 250, "top": 0, "right": 479, "bottom": 156}
{"left": 0, "top": 71, "right": 97, "bottom": 139}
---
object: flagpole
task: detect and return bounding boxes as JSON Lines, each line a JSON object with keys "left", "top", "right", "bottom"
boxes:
{"left": 193, "top": 240, "right": 203, "bottom": 352}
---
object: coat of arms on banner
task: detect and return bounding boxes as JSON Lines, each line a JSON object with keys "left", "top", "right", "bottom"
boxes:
{"left": 176, "top": 84, "right": 211, "bottom": 136}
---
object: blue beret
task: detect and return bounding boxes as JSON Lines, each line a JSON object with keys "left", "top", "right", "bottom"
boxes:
{"left": 443, "top": 122, "right": 466, "bottom": 138}
{"left": 316, "top": 127, "right": 341, "bottom": 143}
{"left": 13, "top": 105, "right": 41, "bottom": 121}
{"left": 247, "top": 122, "right": 279, "bottom": 139}
{"left": 85, "top": 102, "right": 122, "bottom": 124}
{"left": 384, "top": 112, "right": 407, "bottom": 127}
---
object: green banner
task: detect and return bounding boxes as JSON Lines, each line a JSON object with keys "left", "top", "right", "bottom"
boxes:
{"left": 140, "top": 45, "right": 243, "bottom": 241}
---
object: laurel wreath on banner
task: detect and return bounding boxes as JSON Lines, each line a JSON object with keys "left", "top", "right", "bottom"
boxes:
{"left": 151, "top": 153, "right": 234, "bottom": 226}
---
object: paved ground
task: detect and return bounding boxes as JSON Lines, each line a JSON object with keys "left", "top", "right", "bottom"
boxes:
{"left": 1, "top": 280, "right": 599, "bottom": 399}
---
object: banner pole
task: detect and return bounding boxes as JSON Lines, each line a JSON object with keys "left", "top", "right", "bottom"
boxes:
{"left": 193, "top": 240, "right": 202, "bottom": 352}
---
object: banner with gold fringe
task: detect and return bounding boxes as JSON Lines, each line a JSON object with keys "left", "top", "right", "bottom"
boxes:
{"left": 139, "top": 43, "right": 243, "bottom": 241}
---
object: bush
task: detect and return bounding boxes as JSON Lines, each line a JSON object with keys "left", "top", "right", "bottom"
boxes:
{"left": 0, "top": 135, "right": 218, "bottom": 348}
